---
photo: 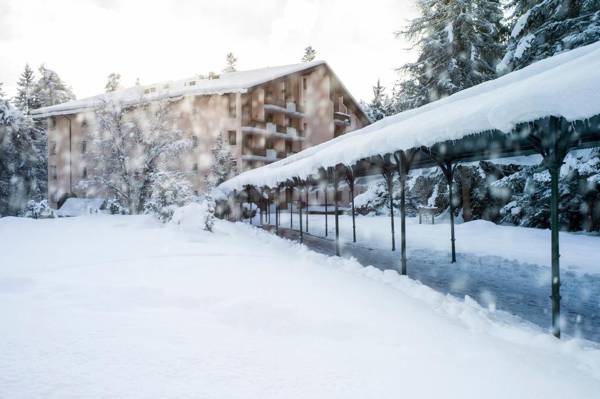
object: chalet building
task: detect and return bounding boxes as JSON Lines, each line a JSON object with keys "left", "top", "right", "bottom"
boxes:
{"left": 32, "top": 61, "right": 370, "bottom": 208}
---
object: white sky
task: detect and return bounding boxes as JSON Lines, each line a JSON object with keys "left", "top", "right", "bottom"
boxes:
{"left": 0, "top": 0, "right": 417, "bottom": 103}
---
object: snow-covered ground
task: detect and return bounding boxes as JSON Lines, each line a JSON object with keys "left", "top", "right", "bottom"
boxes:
{"left": 2, "top": 213, "right": 600, "bottom": 398}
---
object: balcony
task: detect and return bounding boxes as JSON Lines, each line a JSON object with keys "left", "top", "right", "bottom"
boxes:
{"left": 241, "top": 150, "right": 282, "bottom": 163}
{"left": 264, "top": 98, "right": 304, "bottom": 118}
{"left": 334, "top": 118, "right": 351, "bottom": 127}
{"left": 241, "top": 121, "right": 305, "bottom": 141}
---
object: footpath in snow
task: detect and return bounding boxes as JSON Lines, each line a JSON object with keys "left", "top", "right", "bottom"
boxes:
{"left": 1, "top": 210, "right": 600, "bottom": 398}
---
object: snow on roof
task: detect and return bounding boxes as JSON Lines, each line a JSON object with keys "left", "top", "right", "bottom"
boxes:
{"left": 32, "top": 61, "right": 326, "bottom": 118}
{"left": 220, "top": 42, "right": 600, "bottom": 193}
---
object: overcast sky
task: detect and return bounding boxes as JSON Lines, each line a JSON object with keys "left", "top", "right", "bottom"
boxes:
{"left": 0, "top": 0, "right": 417, "bottom": 102}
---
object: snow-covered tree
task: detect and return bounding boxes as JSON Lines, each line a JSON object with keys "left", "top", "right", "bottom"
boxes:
{"left": 499, "top": 0, "right": 600, "bottom": 73}
{"left": 208, "top": 132, "right": 238, "bottom": 186}
{"left": 14, "top": 64, "right": 39, "bottom": 113}
{"left": 0, "top": 82, "right": 5, "bottom": 99}
{"left": 143, "top": 170, "right": 193, "bottom": 222}
{"left": 302, "top": 46, "right": 317, "bottom": 62}
{"left": 105, "top": 73, "right": 122, "bottom": 92}
{"left": 223, "top": 52, "right": 237, "bottom": 73}
{"left": 364, "top": 79, "right": 395, "bottom": 121}
{"left": 472, "top": 0, "right": 506, "bottom": 81}
{"left": 87, "top": 96, "right": 190, "bottom": 214}
{"left": 397, "top": 0, "right": 505, "bottom": 106}
{"left": 34, "top": 65, "right": 75, "bottom": 107}
{"left": 0, "top": 98, "right": 44, "bottom": 215}
{"left": 202, "top": 179, "right": 216, "bottom": 232}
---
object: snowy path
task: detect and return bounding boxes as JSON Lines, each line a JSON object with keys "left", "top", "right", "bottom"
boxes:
{"left": 2, "top": 213, "right": 600, "bottom": 398}
{"left": 263, "top": 225, "right": 600, "bottom": 342}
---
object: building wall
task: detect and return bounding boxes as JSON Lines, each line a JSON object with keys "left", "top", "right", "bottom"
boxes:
{"left": 46, "top": 66, "right": 369, "bottom": 209}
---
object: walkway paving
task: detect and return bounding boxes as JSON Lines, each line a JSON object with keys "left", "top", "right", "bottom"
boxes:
{"left": 261, "top": 223, "right": 600, "bottom": 342}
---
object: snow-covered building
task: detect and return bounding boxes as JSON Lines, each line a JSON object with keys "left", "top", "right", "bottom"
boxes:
{"left": 32, "top": 61, "right": 370, "bottom": 208}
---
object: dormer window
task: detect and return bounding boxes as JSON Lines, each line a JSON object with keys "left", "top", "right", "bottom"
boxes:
{"left": 187, "top": 81, "right": 196, "bottom": 86}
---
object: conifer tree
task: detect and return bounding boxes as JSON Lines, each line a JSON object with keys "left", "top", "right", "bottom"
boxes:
{"left": 33, "top": 65, "right": 75, "bottom": 107}
{"left": 366, "top": 79, "right": 394, "bottom": 121}
{"left": 209, "top": 132, "right": 238, "bottom": 186}
{"left": 105, "top": 73, "right": 122, "bottom": 92}
{"left": 302, "top": 46, "right": 317, "bottom": 62}
{"left": 14, "top": 64, "right": 39, "bottom": 113}
{"left": 223, "top": 52, "right": 237, "bottom": 73}
{"left": 499, "top": 0, "right": 600, "bottom": 73}
{"left": 397, "top": 0, "right": 505, "bottom": 106}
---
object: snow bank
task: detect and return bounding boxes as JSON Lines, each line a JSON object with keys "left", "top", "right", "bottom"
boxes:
{"left": 1, "top": 215, "right": 600, "bottom": 397}
{"left": 169, "top": 202, "right": 211, "bottom": 232}
{"left": 221, "top": 42, "right": 600, "bottom": 192}
{"left": 55, "top": 197, "right": 105, "bottom": 217}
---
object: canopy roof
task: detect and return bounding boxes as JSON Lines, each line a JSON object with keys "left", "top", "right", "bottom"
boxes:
{"left": 220, "top": 42, "right": 600, "bottom": 192}
{"left": 32, "top": 61, "right": 326, "bottom": 118}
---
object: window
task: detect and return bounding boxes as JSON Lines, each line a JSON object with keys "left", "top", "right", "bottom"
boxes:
{"left": 187, "top": 80, "right": 196, "bottom": 86}
{"left": 49, "top": 117, "right": 56, "bottom": 129}
{"left": 50, "top": 165, "right": 57, "bottom": 180}
{"left": 228, "top": 93, "right": 236, "bottom": 117}
{"left": 285, "top": 141, "right": 291, "bottom": 154}
{"left": 81, "top": 119, "right": 88, "bottom": 128}
{"left": 192, "top": 136, "right": 198, "bottom": 148}
{"left": 82, "top": 167, "right": 88, "bottom": 179}
{"left": 81, "top": 141, "right": 87, "bottom": 154}
{"left": 302, "top": 76, "right": 308, "bottom": 91}
{"left": 192, "top": 163, "right": 198, "bottom": 173}
{"left": 50, "top": 141, "right": 57, "bottom": 155}
{"left": 228, "top": 130, "right": 236, "bottom": 145}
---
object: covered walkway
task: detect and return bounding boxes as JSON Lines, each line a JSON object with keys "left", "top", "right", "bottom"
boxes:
{"left": 220, "top": 43, "right": 600, "bottom": 338}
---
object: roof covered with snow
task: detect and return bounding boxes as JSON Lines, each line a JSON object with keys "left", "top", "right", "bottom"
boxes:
{"left": 220, "top": 42, "right": 600, "bottom": 192}
{"left": 32, "top": 61, "right": 326, "bottom": 118}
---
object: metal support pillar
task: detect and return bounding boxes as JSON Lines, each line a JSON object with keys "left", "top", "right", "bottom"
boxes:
{"left": 447, "top": 164, "right": 456, "bottom": 263}
{"left": 299, "top": 192, "right": 303, "bottom": 243}
{"left": 529, "top": 116, "right": 571, "bottom": 338}
{"left": 305, "top": 187, "right": 309, "bottom": 233}
{"left": 382, "top": 167, "right": 395, "bottom": 251}
{"left": 549, "top": 162, "right": 561, "bottom": 338}
{"left": 394, "top": 151, "right": 410, "bottom": 275}
{"left": 289, "top": 188, "right": 293, "bottom": 229}
{"left": 333, "top": 172, "right": 340, "bottom": 256}
{"left": 324, "top": 187, "right": 328, "bottom": 237}
{"left": 275, "top": 187, "right": 280, "bottom": 233}
{"left": 345, "top": 167, "right": 356, "bottom": 243}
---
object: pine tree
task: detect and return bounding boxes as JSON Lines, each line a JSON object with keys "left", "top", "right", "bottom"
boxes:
{"left": 34, "top": 65, "right": 75, "bottom": 107}
{"left": 14, "top": 64, "right": 39, "bottom": 113}
{"left": 397, "top": 0, "right": 505, "bottom": 107}
{"left": 0, "top": 98, "right": 44, "bottom": 215}
{"left": 223, "top": 52, "right": 237, "bottom": 73}
{"left": 472, "top": 0, "right": 507, "bottom": 81}
{"left": 105, "top": 73, "right": 121, "bottom": 92}
{"left": 499, "top": 0, "right": 600, "bottom": 73}
{"left": 302, "top": 46, "right": 317, "bottom": 62}
{"left": 208, "top": 132, "right": 238, "bottom": 186}
{"left": 365, "top": 79, "right": 394, "bottom": 121}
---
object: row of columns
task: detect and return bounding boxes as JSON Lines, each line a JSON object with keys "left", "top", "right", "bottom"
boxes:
{"left": 228, "top": 117, "right": 572, "bottom": 338}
